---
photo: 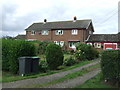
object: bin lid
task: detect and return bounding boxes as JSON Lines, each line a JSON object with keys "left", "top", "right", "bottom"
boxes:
{"left": 32, "top": 56, "right": 40, "bottom": 59}
{"left": 18, "top": 56, "right": 32, "bottom": 60}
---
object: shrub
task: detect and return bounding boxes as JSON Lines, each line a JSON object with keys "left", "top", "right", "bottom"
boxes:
{"left": 63, "top": 56, "right": 77, "bottom": 66}
{"left": 38, "top": 41, "right": 53, "bottom": 55}
{"left": 75, "top": 43, "right": 99, "bottom": 61}
{"left": 2, "top": 39, "right": 36, "bottom": 74}
{"left": 101, "top": 50, "right": 120, "bottom": 85}
{"left": 45, "top": 43, "right": 64, "bottom": 70}
{"left": 39, "top": 60, "right": 48, "bottom": 72}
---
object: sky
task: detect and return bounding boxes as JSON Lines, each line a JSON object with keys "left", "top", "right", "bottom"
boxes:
{"left": 1, "top": 0, "right": 120, "bottom": 37}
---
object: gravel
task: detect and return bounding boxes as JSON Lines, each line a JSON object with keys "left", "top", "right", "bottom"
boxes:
{"left": 2, "top": 59, "right": 100, "bottom": 88}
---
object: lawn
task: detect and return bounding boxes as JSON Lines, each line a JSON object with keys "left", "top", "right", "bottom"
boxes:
{"left": 2, "top": 58, "right": 96, "bottom": 83}
{"left": 74, "top": 72, "right": 113, "bottom": 88}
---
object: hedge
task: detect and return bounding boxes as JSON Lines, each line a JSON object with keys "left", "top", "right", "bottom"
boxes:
{"left": 45, "top": 43, "right": 64, "bottom": 70}
{"left": 2, "top": 39, "right": 36, "bottom": 74}
{"left": 101, "top": 50, "right": 120, "bottom": 82}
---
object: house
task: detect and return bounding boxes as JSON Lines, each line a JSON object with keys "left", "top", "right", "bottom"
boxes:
{"left": 25, "top": 17, "right": 94, "bottom": 50}
{"left": 15, "top": 34, "right": 26, "bottom": 40}
{"left": 86, "top": 34, "right": 120, "bottom": 50}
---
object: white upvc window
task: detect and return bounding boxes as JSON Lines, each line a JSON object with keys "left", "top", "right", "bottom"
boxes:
{"left": 54, "top": 41, "right": 64, "bottom": 47}
{"left": 89, "top": 30, "right": 92, "bottom": 34}
{"left": 94, "top": 43, "right": 101, "bottom": 48}
{"left": 31, "top": 31, "right": 36, "bottom": 35}
{"left": 55, "top": 30, "right": 63, "bottom": 35}
{"left": 41, "top": 30, "right": 49, "bottom": 35}
{"left": 72, "top": 29, "right": 78, "bottom": 35}
{"left": 69, "top": 42, "right": 78, "bottom": 48}
{"left": 87, "top": 43, "right": 92, "bottom": 46}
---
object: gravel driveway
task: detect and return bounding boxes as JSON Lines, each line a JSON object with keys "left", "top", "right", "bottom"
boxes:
{"left": 2, "top": 59, "right": 100, "bottom": 88}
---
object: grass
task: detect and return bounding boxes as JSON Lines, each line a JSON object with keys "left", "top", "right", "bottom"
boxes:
{"left": 20, "top": 63, "right": 100, "bottom": 88}
{"left": 74, "top": 72, "right": 112, "bottom": 88}
{"left": 2, "top": 59, "right": 96, "bottom": 83}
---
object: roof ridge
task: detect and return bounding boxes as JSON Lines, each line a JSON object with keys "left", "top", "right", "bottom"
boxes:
{"left": 34, "top": 19, "right": 92, "bottom": 24}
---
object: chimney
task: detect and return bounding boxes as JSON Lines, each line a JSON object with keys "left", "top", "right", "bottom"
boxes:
{"left": 43, "top": 19, "right": 47, "bottom": 24}
{"left": 73, "top": 16, "right": 77, "bottom": 22}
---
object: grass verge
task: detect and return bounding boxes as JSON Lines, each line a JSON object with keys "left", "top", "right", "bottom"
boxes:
{"left": 20, "top": 63, "right": 100, "bottom": 88}
{"left": 2, "top": 59, "right": 97, "bottom": 83}
{"left": 73, "top": 72, "right": 112, "bottom": 88}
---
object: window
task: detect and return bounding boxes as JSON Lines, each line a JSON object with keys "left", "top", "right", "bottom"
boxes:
{"left": 69, "top": 42, "right": 79, "bottom": 48}
{"left": 89, "top": 31, "right": 92, "bottom": 34}
{"left": 31, "top": 31, "right": 36, "bottom": 35}
{"left": 41, "top": 30, "right": 49, "bottom": 35}
{"left": 94, "top": 43, "right": 101, "bottom": 48}
{"left": 54, "top": 41, "right": 64, "bottom": 47}
{"left": 55, "top": 30, "right": 63, "bottom": 35}
{"left": 72, "top": 29, "right": 78, "bottom": 35}
{"left": 87, "top": 43, "right": 92, "bottom": 46}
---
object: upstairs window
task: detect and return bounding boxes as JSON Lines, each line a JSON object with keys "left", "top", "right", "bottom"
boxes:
{"left": 55, "top": 30, "right": 63, "bottom": 35}
{"left": 31, "top": 31, "right": 36, "bottom": 35}
{"left": 72, "top": 29, "right": 78, "bottom": 35}
{"left": 41, "top": 30, "right": 49, "bottom": 35}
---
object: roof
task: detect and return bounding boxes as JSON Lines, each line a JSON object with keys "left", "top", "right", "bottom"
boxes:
{"left": 25, "top": 19, "right": 93, "bottom": 31}
{"left": 86, "top": 34, "right": 120, "bottom": 42}
{"left": 15, "top": 35, "right": 26, "bottom": 39}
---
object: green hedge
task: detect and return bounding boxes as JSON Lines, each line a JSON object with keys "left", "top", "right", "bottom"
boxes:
{"left": 101, "top": 50, "right": 120, "bottom": 81}
{"left": 75, "top": 43, "right": 99, "bottom": 61}
{"left": 45, "top": 43, "right": 64, "bottom": 70}
{"left": 2, "top": 39, "right": 36, "bottom": 74}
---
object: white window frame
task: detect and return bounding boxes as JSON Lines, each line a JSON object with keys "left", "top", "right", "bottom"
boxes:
{"left": 54, "top": 41, "right": 64, "bottom": 47}
{"left": 41, "top": 30, "right": 49, "bottom": 35}
{"left": 55, "top": 30, "right": 63, "bottom": 35}
{"left": 31, "top": 31, "right": 36, "bottom": 35}
{"left": 87, "top": 43, "right": 92, "bottom": 46}
{"left": 94, "top": 43, "right": 101, "bottom": 48}
{"left": 69, "top": 42, "right": 78, "bottom": 48}
{"left": 72, "top": 29, "right": 78, "bottom": 35}
{"left": 89, "top": 31, "right": 92, "bottom": 34}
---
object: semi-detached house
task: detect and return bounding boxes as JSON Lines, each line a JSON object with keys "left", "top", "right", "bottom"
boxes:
{"left": 25, "top": 17, "right": 94, "bottom": 50}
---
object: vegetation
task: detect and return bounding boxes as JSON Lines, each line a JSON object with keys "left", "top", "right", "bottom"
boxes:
{"left": 2, "top": 39, "right": 36, "bottom": 74}
{"left": 75, "top": 43, "right": 99, "bottom": 61}
{"left": 46, "top": 43, "right": 64, "bottom": 70}
{"left": 20, "top": 63, "right": 100, "bottom": 88}
{"left": 63, "top": 56, "right": 77, "bottom": 66}
{"left": 74, "top": 72, "right": 112, "bottom": 88}
{"left": 101, "top": 50, "right": 120, "bottom": 87}
{"left": 2, "top": 60, "right": 95, "bottom": 83}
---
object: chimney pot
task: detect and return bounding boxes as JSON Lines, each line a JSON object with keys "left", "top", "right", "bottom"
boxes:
{"left": 73, "top": 16, "right": 77, "bottom": 22}
{"left": 44, "top": 19, "right": 47, "bottom": 23}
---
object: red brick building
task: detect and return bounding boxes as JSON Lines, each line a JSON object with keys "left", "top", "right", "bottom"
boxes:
{"left": 25, "top": 17, "right": 94, "bottom": 50}
{"left": 86, "top": 34, "right": 120, "bottom": 50}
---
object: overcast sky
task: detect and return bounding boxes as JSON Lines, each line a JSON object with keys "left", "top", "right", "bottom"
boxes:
{"left": 1, "top": 0, "right": 119, "bottom": 37}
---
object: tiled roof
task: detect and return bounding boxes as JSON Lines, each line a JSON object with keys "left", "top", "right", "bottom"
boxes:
{"left": 25, "top": 19, "right": 93, "bottom": 31}
{"left": 15, "top": 35, "right": 26, "bottom": 39}
{"left": 86, "top": 34, "right": 120, "bottom": 42}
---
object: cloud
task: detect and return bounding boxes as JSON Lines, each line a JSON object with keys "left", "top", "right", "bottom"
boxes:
{"left": 1, "top": 0, "right": 119, "bottom": 37}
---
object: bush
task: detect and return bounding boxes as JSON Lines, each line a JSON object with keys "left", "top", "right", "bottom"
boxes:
{"left": 101, "top": 50, "right": 120, "bottom": 85}
{"left": 63, "top": 56, "right": 77, "bottom": 66}
{"left": 2, "top": 39, "right": 36, "bottom": 74}
{"left": 39, "top": 60, "right": 48, "bottom": 72}
{"left": 75, "top": 43, "right": 99, "bottom": 61}
{"left": 45, "top": 43, "right": 64, "bottom": 70}
{"left": 38, "top": 41, "right": 53, "bottom": 55}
